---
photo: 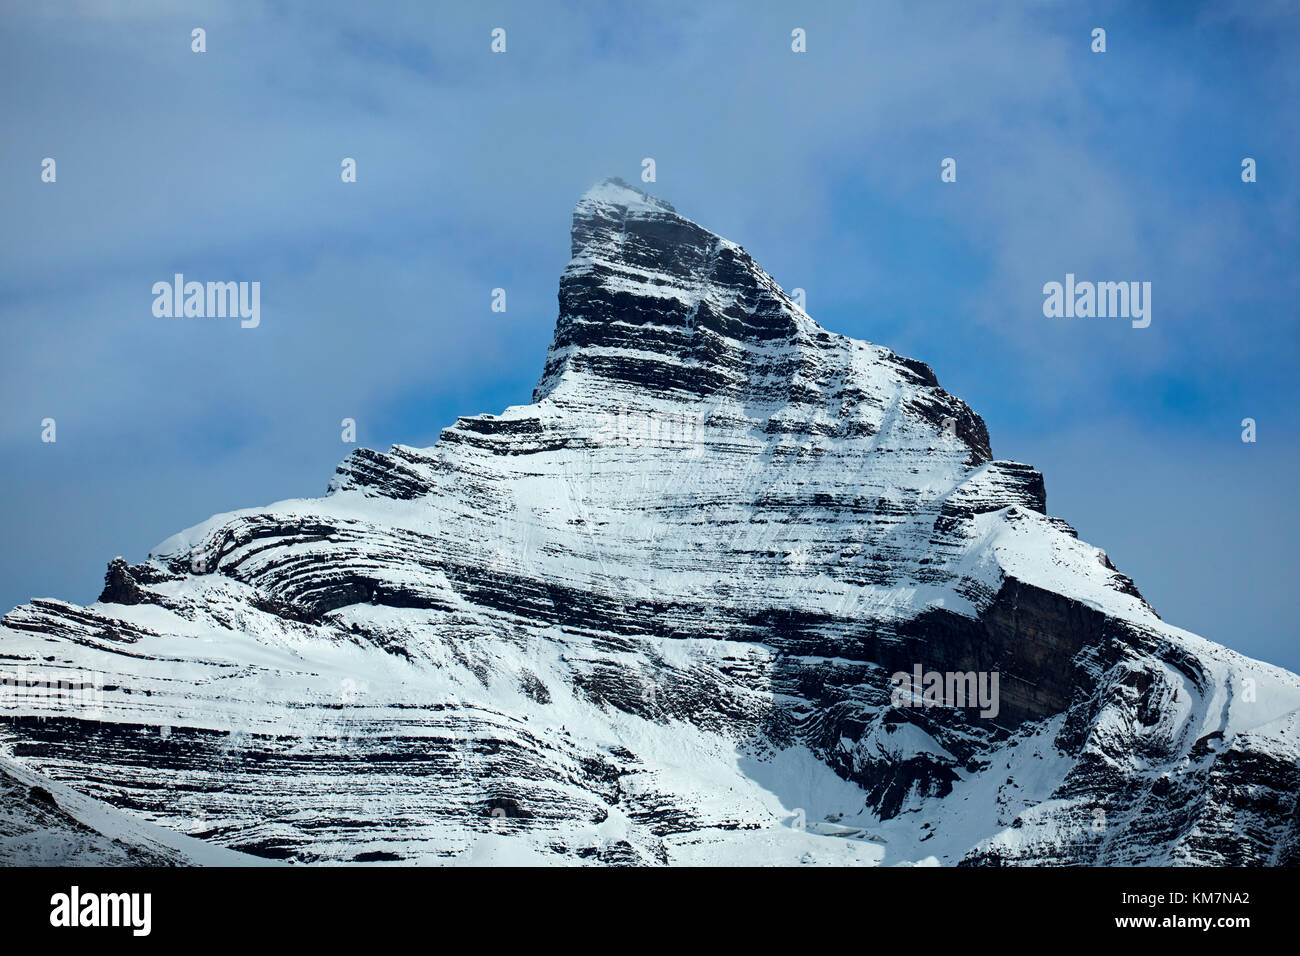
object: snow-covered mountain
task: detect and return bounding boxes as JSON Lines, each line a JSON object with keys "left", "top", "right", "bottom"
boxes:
{"left": 2, "top": 178, "right": 1298, "bottom": 865}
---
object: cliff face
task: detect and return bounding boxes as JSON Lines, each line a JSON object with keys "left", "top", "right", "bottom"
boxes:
{"left": 2, "top": 178, "right": 1298, "bottom": 866}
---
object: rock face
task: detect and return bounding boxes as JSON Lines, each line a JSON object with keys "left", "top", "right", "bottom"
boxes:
{"left": 0, "top": 754, "right": 259, "bottom": 866}
{"left": 2, "top": 178, "right": 1299, "bottom": 866}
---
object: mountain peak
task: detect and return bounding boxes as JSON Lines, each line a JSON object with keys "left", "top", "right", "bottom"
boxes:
{"left": 577, "top": 177, "right": 676, "bottom": 218}
{"left": 542, "top": 179, "right": 810, "bottom": 405}
{"left": 540, "top": 182, "right": 993, "bottom": 468}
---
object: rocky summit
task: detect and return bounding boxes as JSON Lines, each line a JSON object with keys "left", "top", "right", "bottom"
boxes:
{"left": 2, "top": 178, "right": 1298, "bottom": 866}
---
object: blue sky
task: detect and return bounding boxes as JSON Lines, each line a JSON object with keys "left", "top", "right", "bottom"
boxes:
{"left": 2, "top": 1, "right": 1298, "bottom": 670}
